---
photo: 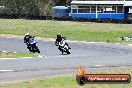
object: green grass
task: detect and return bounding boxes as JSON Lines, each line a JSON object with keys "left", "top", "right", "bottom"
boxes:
{"left": 0, "top": 67, "right": 132, "bottom": 88}
{"left": 0, "top": 51, "right": 38, "bottom": 58}
{"left": 0, "top": 19, "right": 132, "bottom": 43}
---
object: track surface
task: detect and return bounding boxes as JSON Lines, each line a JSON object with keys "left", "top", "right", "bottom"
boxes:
{"left": 0, "top": 36, "right": 132, "bottom": 83}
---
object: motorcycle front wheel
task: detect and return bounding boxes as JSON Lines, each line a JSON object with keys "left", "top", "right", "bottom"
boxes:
{"left": 35, "top": 46, "right": 40, "bottom": 53}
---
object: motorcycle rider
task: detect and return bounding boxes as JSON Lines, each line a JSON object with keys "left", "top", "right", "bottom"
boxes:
{"left": 55, "top": 33, "right": 71, "bottom": 49}
{"left": 24, "top": 33, "right": 40, "bottom": 53}
{"left": 24, "top": 33, "right": 34, "bottom": 47}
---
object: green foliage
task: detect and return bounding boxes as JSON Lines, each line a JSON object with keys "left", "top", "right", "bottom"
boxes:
{"left": 0, "top": 0, "right": 69, "bottom": 16}
{"left": 56, "top": 0, "right": 67, "bottom": 6}
{"left": 1, "top": 0, "right": 41, "bottom": 15}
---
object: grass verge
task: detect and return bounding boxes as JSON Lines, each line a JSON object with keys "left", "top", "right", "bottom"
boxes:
{"left": 0, "top": 67, "right": 132, "bottom": 88}
{"left": 0, "top": 19, "right": 132, "bottom": 43}
{"left": 0, "top": 51, "right": 38, "bottom": 58}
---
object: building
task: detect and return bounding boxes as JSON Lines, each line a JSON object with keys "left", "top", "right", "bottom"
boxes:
{"left": 70, "top": 0, "right": 132, "bottom": 19}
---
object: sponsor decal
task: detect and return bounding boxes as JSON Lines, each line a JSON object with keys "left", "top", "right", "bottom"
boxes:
{"left": 76, "top": 66, "right": 131, "bottom": 85}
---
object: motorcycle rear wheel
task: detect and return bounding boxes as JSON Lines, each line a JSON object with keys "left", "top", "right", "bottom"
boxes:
{"left": 66, "top": 49, "right": 70, "bottom": 54}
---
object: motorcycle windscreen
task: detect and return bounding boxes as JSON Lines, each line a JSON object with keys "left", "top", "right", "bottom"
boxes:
{"left": 29, "top": 38, "right": 36, "bottom": 45}
{"left": 59, "top": 41, "right": 65, "bottom": 47}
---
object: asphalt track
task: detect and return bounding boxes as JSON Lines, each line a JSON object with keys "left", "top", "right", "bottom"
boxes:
{"left": 0, "top": 36, "right": 132, "bottom": 83}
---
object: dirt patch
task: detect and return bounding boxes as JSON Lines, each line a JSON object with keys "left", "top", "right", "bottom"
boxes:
{"left": 0, "top": 34, "right": 23, "bottom": 38}
{"left": 0, "top": 34, "right": 55, "bottom": 41}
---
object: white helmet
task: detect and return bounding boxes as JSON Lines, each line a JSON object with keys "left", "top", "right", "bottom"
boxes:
{"left": 57, "top": 33, "right": 61, "bottom": 35}
{"left": 25, "top": 33, "right": 29, "bottom": 36}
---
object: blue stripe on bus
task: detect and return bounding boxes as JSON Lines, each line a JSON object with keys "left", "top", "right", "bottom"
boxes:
{"left": 71, "top": 13, "right": 125, "bottom": 19}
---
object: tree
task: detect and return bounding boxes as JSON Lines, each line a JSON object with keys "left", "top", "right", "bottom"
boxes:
{"left": 0, "top": 0, "right": 71, "bottom": 16}
{"left": 55, "top": 0, "right": 67, "bottom": 6}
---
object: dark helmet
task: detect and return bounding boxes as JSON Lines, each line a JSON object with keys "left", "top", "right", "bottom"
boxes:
{"left": 57, "top": 33, "right": 61, "bottom": 38}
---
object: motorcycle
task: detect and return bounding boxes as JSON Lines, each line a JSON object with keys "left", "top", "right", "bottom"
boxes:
{"left": 26, "top": 37, "right": 40, "bottom": 53}
{"left": 55, "top": 38, "right": 71, "bottom": 55}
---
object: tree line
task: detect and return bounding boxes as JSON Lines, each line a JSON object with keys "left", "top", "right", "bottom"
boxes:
{"left": 0, "top": 0, "right": 72, "bottom": 16}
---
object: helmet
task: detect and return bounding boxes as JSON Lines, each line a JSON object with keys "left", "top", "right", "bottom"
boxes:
{"left": 57, "top": 33, "right": 61, "bottom": 37}
{"left": 57, "top": 33, "right": 61, "bottom": 35}
{"left": 25, "top": 33, "right": 29, "bottom": 36}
